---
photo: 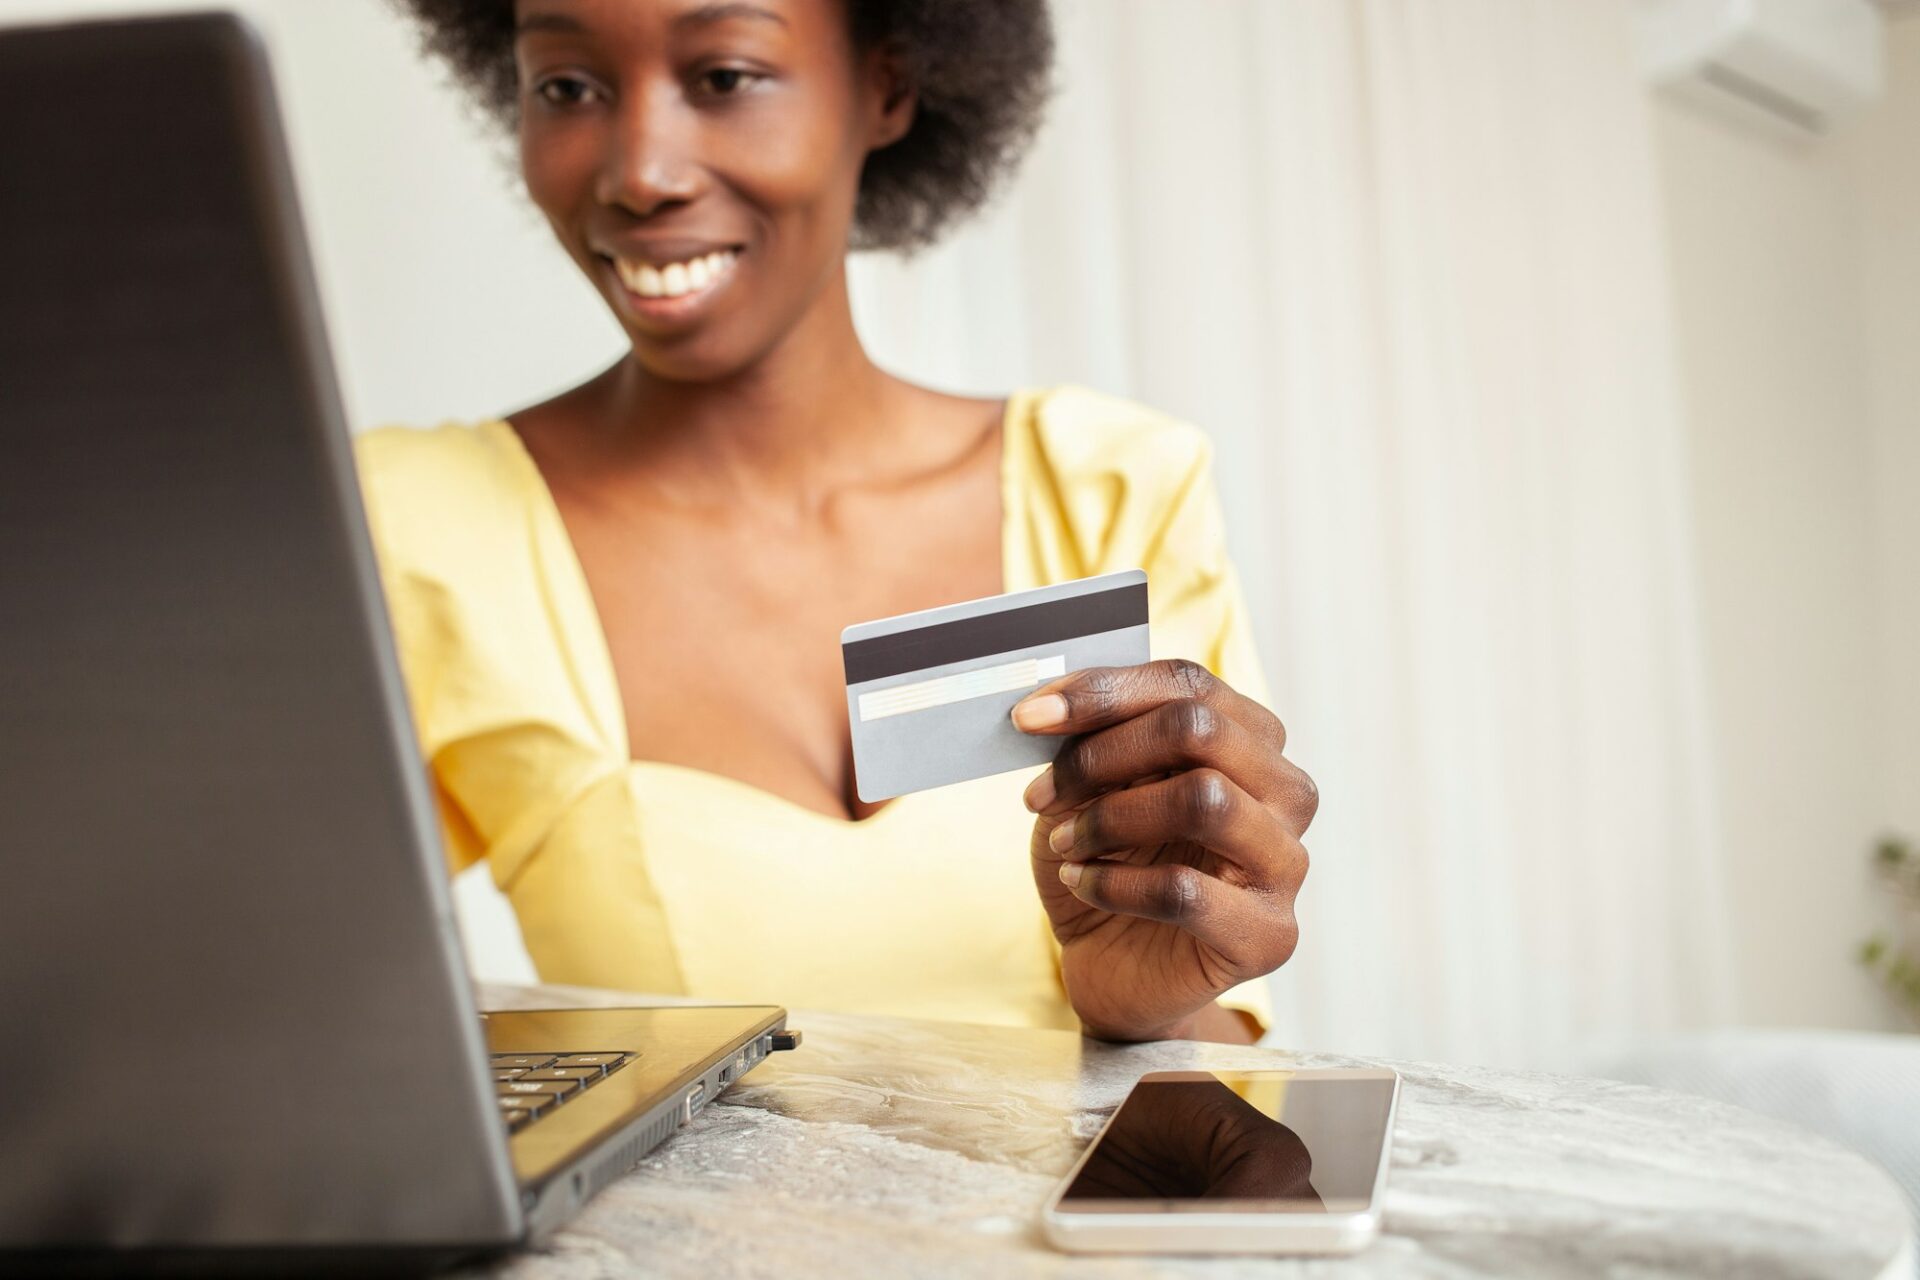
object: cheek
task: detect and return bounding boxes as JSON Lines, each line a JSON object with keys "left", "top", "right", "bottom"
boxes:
{"left": 518, "top": 124, "right": 599, "bottom": 253}
{"left": 711, "top": 90, "right": 868, "bottom": 243}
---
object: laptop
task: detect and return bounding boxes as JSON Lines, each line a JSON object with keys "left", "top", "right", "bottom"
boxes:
{"left": 0, "top": 10, "right": 794, "bottom": 1267}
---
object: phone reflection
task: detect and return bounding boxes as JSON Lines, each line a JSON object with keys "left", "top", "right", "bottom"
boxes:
{"left": 1061, "top": 1074, "right": 1323, "bottom": 1205}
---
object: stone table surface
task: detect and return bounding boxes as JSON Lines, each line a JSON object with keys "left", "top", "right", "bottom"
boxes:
{"left": 473, "top": 984, "right": 1914, "bottom": 1279}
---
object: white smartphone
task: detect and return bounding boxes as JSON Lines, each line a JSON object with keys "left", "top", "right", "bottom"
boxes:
{"left": 1042, "top": 1068, "right": 1400, "bottom": 1255}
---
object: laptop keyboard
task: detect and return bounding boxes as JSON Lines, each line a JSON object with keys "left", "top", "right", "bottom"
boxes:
{"left": 491, "top": 1052, "right": 636, "bottom": 1130}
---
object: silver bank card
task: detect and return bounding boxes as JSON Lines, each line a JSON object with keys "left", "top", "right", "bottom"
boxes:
{"left": 842, "top": 570, "right": 1151, "bottom": 802}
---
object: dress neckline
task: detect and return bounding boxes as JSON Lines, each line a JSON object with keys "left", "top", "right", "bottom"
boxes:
{"left": 480, "top": 391, "right": 1034, "bottom": 830}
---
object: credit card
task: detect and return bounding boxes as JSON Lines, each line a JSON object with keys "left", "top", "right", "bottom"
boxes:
{"left": 842, "top": 570, "right": 1151, "bottom": 802}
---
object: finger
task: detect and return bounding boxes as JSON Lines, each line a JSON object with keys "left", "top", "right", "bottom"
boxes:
{"left": 1057, "top": 860, "right": 1299, "bottom": 975}
{"left": 1048, "top": 770, "right": 1306, "bottom": 890}
{"left": 1279, "top": 758, "right": 1320, "bottom": 837}
{"left": 1012, "top": 658, "right": 1260, "bottom": 738}
{"left": 1034, "top": 697, "right": 1281, "bottom": 815}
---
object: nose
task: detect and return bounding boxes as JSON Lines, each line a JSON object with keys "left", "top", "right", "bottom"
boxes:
{"left": 594, "top": 84, "right": 703, "bottom": 216}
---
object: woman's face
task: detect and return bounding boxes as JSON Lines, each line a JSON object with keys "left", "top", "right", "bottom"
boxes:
{"left": 513, "top": 0, "right": 906, "bottom": 382}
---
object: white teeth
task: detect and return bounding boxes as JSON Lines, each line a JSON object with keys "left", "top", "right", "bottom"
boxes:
{"left": 614, "top": 248, "right": 737, "bottom": 300}
{"left": 614, "top": 249, "right": 733, "bottom": 301}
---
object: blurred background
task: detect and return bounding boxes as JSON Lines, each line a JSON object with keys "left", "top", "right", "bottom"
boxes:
{"left": 7, "top": 0, "right": 1916, "bottom": 1081}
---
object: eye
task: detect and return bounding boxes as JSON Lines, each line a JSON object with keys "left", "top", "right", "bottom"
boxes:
{"left": 533, "top": 74, "right": 602, "bottom": 109}
{"left": 696, "top": 66, "right": 763, "bottom": 97}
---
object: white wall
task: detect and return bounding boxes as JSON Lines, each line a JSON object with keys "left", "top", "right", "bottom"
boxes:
{"left": 1649, "top": 18, "right": 1920, "bottom": 1030}
{"left": 1859, "top": 21, "right": 1920, "bottom": 848}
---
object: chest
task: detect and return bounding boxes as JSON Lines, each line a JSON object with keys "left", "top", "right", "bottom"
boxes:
{"left": 557, "top": 469, "right": 1005, "bottom": 821}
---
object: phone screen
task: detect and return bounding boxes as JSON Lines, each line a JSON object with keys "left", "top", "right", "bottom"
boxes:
{"left": 1056, "top": 1071, "right": 1396, "bottom": 1213}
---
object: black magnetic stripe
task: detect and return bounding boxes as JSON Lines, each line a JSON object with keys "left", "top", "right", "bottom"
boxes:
{"left": 842, "top": 582, "right": 1148, "bottom": 685}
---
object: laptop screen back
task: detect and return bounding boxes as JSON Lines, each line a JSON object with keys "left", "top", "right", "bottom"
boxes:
{"left": 0, "top": 13, "right": 519, "bottom": 1250}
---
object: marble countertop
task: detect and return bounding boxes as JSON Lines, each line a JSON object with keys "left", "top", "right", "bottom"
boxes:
{"left": 475, "top": 984, "right": 1914, "bottom": 1279}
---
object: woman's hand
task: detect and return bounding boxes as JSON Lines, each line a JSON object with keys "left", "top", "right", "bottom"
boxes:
{"left": 1012, "top": 659, "right": 1315, "bottom": 1042}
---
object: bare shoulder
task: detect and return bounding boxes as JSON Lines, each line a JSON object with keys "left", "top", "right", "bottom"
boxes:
{"left": 498, "top": 368, "right": 618, "bottom": 462}
{"left": 852, "top": 378, "right": 1006, "bottom": 495}
{"left": 887, "top": 378, "right": 1006, "bottom": 429}
{"left": 879, "top": 377, "right": 1011, "bottom": 470}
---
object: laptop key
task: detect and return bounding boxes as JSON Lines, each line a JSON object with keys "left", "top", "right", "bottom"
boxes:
{"left": 520, "top": 1067, "right": 600, "bottom": 1084}
{"left": 500, "top": 1079, "right": 581, "bottom": 1099}
{"left": 489, "top": 1054, "right": 556, "bottom": 1070}
{"left": 494, "top": 1068, "right": 528, "bottom": 1081}
{"left": 553, "top": 1053, "right": 627, "bottom": 1070}
{"left": 498, "top": 1095, "right": 549, "bottom": 1115}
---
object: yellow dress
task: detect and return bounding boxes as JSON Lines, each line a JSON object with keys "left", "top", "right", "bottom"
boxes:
{"left": 355, "top": 385, "right": 1274, "bottom": 1033}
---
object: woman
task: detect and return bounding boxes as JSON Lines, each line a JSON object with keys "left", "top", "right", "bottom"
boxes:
{"left": 362, "top": 0, "right": 1316, "bottom": 1044}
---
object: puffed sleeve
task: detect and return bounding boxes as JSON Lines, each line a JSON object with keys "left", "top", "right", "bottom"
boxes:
{"left": 354, "top": 427, "right": 490, "bottom": 876}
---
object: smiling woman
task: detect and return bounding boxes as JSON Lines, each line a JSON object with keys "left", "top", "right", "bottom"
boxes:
{"left": 362, "top": 0, "right": 1314, "bottom": 1045}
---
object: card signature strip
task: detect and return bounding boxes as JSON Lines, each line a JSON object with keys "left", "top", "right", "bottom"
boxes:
{"left": 857, "top": 655, "right": 1067, "bottom": 722}
{"left": 842, "top": 582, "right": 1148, "bottom": 684}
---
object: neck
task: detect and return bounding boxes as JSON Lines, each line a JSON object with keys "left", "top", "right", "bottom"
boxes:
{"left": 593, "top": 264, "right": 913, "bottom": 503}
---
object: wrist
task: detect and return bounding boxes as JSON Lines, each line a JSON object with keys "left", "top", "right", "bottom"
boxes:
{"left": 1077, "top": 1015, "right": 1184, "bottom": 1044}
{"left": 1072, "top": 1000, "right": 1210, "bottom": 1044}
{"left": 1076, "top": 1000, "right": 1256, "bottom": 1045}
{"left": 1188, "top": 1001, "right": 1262, "bottom": 1044}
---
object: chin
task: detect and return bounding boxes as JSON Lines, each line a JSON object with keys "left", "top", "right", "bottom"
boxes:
{"left": 622, "top": 333, "right": 759, "bottom": 384}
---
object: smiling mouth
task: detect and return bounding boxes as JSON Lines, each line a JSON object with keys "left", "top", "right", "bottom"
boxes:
{"left": 603, "top": 248, "right": 741, "bottom": 301}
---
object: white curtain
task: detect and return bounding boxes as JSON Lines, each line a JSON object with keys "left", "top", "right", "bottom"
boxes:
{"left": 852, "top": 0, "right": 1736, "bottom": 1067}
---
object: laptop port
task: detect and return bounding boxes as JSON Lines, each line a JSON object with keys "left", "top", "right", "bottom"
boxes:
{"left": 684, "top": 1083, "right": 707, "bottom": 1120}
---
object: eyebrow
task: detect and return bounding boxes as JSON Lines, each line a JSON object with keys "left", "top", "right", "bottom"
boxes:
{"left": 514, "top": 5, "right": 788, "bottom": 36}
{"left": 672, "top": 3, "right": 788, "bottom": 32}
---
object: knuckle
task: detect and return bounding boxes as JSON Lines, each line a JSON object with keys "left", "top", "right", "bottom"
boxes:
{"left": 1294, "top": 767, "right": 1320, "bottom": 827}
{"left": 1153, "top": 864, "right": 1207, "bottom": 924}
{"left": 1167, "top": 699, "right": 1221, "bottom": 758}
{"left": 1180, "top": 768, "right": 1235, "bottom": 834}
{"left": 1051, "top": 737, "right": 1097, "bottom": 793}
{"left": 1074, "top": 666, "right": 1128, "bottom": 713}
{"left": 1264, "top": 836, "right": 1309, "bottom": 894}
{"left": 1265, "top": 910, "right": 1301, "bottom": 970}
{"left": 1166, "top": 658, "right": 1217, "bottom": 700}
{"left": 1076, "top": 802, "right": 1108, "bottom": 852}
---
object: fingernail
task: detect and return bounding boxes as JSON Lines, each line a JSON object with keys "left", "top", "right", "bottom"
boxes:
{"left": 1023, "top": 768, "right": 1056, "bottom": 813}
{"left": 1012, "top": 693, "right": 1068, "bottom": 732}
{"left": 1048, "top": 816, "right": 1077, "bottom": 855}
{"left": 1058, "top": 862, "right": 1083, "bottom": 888}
